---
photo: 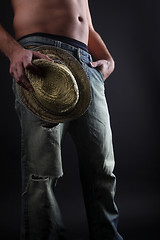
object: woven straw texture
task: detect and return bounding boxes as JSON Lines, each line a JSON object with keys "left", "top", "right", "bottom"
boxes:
{"left": 18, "top": 45, "right": 91, "bottom": 123}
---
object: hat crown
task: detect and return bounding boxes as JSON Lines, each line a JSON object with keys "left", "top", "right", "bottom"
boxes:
{"left": 26, "top": 59, "right": 79, "bottom": 114}
{"left": 18, "top": 45, "right": 91, "bottom": 123}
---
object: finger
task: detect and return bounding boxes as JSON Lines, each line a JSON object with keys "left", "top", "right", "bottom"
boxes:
{"left": 25, "top": 62, "right": 42, "bottom": 76}
{"left": 13, "top": 69, "right": 27, "bottom": 90}
{"left": 18, "top": 75, "right": 34, "bottom": 92}
{"left": 23, "top": 53, "right": 42, "bottom": 76}
{"left": 17, "top": 81, "right": 28, "bottom": 90}
{"left": 33, "top": 51, "right": 54, "bottom": 62}
{"left": 89, "top": 60, "right": 102, "bottom": 68}
{"left": 22, "top": 76, "right": 34, "bottom": 92}
{"left": 16, "top": 63, "right": 34, "bottom": 92}
{"left": 25, "top": 51, "right": 53, "bottom": 75}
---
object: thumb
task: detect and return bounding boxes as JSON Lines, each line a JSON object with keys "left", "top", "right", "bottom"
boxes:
{"left": 89, "top": 60, "right": 102, "bottom": 68}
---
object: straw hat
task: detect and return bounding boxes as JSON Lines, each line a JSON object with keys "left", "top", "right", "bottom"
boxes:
{"left": 17, "top": 45, "right": 91, "bottom": 123}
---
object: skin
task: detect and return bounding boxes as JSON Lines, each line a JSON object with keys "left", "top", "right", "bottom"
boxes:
{"left": 0, "top": 0, "right": 115, "bottom": 92}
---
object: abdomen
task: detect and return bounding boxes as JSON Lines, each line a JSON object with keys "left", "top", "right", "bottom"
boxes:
{"left": 13, "top": 1, "right": 89, "bottom": 44}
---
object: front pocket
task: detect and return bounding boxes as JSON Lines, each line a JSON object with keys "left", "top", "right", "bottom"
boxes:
{"left": 96, "top": 68, "right": 105, "bottom": 82}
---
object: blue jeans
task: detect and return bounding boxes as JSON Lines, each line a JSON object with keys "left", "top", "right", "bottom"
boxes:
{"left": 12, "top": 35, "right": 123, "bottom": 240}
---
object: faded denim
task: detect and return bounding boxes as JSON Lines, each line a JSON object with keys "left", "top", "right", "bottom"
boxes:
{"left": 12, "top": 35, "right": 123, "bottom": 240}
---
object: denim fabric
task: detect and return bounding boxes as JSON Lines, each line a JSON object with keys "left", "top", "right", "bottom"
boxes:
{"left": 12, "top": 35, "right": 123, "bottom": 240}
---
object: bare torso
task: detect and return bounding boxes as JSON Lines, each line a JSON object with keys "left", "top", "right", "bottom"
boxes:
{"left": 11, "top": 0, "right": 89, "bottom": 44}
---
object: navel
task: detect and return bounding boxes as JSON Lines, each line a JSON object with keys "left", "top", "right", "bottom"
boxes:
{"left": 78, "top": 16, "right": 83, "bottom": 22}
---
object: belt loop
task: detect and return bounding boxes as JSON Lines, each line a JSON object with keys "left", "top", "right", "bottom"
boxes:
{"left": 56, "top": 41, "right": 62, "bottom": 48}
{"left": 76, "top": 48, "right": 81, "bottom": 61}
{"left": 88, "top": 53, "right": 92, "bottom": 62}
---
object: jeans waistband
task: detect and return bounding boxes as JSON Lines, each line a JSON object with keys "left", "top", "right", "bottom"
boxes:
{"left": 18, "top": 33, "right": 92, "bottom": 62}
{"left": 18, "top": 32, "right": 88, "bottom": 52}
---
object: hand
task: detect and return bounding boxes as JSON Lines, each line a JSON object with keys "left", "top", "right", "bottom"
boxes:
{"left": 9, "top": 46, "right": 53, "bottom": 92}
{"left": 89, "top": 59, "right": 115, "bottom": 80}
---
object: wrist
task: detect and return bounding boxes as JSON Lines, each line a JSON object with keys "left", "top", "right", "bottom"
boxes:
{"left": 108, "top": 58, "right": 115, "bottom": 73}
{"left": 7, "top": 41, "right": 24, "bottom": 61}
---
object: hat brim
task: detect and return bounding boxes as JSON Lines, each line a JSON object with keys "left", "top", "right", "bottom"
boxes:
{"left": 17, "top": 45, "right": 91, "bottom": 123}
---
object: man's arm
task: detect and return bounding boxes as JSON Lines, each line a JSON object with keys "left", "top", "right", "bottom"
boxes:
{"left": 0, "top": 24, "right": 51, "bottom": 91}
{"left": 86, "top": 1, "right": 115, "bottom": 80}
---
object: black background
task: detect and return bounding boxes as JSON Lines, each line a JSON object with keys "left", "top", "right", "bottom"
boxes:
{"left": 0, "top": 0, "right": 159, "bottom": 240}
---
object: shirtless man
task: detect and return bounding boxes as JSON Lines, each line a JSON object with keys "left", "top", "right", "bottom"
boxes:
{"left": 0, "top": 1, "right": 123, "bottom": 240}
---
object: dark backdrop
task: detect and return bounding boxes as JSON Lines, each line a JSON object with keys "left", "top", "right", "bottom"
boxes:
{"left": 0, "top": 1, "right": 159, "bottom": 240}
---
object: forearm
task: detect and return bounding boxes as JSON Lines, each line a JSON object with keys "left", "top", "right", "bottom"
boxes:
{"left": 88, "top": 28, "right": 113, "bottom": 62}
{"left": 0, "top": 24, "right": 23, "bottom": 60}
{"left": 0, "top": 24, "right": 53, "bottom": 91}
{"left": 88, "top": 28, "right": 115, "bottom": 79}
